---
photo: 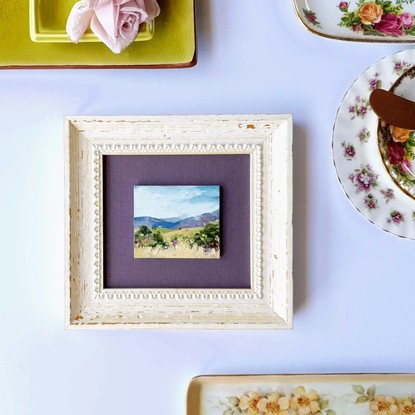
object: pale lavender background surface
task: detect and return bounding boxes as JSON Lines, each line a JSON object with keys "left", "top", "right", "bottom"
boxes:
{"left": 0, "top": 2, "right": 414, "bottom": 415}
{"left": 103, "top": 154, "right": 251, "bottom": 289}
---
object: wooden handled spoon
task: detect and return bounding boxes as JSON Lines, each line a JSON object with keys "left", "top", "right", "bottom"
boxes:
{"left": 370, "top": 88, "right": 415, "bottom": 130}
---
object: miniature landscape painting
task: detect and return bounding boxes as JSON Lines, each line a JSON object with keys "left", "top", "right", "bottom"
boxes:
{"left": 134, "top": 185, "right": 220, "bottom": 259}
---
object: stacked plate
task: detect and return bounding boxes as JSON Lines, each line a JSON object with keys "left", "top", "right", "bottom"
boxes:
{"left": 333, "top": 49, "right": 415, "bottom": 239}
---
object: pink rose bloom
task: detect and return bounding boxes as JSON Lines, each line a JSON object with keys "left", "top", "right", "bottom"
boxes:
{"left": 305, "top": 11, "right": 316, "bottom": 24}
{"left": 66, "top": 0, "right": 160, "bottom": 53}
{"left": 400, "top": 12, "right": 414, "bottom": 28}
{"left": 387, "top": 140, "right": 405, "bottom": 165}
{"left": 374, "top": 13, "right": 403, "bottom": 36}
{"left": 339, "top": 2, "right": 349, "bottom": 12}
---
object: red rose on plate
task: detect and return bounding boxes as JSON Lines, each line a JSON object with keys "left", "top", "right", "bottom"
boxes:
{"left": 387, "top": 140, "right": 405, "bottom": 165}
{"left": 374, "top": 13, "right": 403, "bottom": 36}
{"left": 339, "top": 2, "right": 349, "bottom": 12}
{"left": 401, "top": 12, "right": 415, "bottom": 28}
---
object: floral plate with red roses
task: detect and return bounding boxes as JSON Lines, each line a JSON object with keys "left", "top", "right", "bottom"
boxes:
{"left": 293, "top": 0, "right": 415, "bottom": 42}
{"left": 333, "top": 49, "right": 415, "bottom": 239}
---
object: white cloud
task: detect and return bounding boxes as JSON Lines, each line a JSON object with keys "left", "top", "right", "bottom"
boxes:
{"left": 134, "top": 185, "right": 219, "bottom": 219}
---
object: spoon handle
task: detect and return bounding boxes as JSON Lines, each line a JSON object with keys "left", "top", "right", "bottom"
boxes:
{"left": 370, "top": 88, "right": 415, "bottom": 130}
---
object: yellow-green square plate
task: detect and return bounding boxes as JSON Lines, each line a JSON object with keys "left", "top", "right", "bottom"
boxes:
{"left": 1, "top": 0, "right": 196, "bottom": 69}
{"left": 30, "top": 0, "right": 155, "bottom": 43}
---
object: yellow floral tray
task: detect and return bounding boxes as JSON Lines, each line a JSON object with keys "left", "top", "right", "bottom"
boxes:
{"left": 1, "top": 0, "right": 196, "bottom": 69}
{"left": 187, "top": 374, "right": 415, "bottom": 415}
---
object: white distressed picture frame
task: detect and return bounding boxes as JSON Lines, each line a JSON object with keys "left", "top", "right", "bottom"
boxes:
{"left": 64, "top": 115, "right": 293, "bottom": 329}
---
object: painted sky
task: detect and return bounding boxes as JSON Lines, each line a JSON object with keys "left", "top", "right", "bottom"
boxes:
{"left": 134, "top": 186, "right": 220, "bottom": 219}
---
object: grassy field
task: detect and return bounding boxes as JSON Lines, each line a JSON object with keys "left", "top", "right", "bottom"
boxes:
{"left": 158, "top": 226, "right": 203, "bottom": 241}
{"left": 134, "top": 221, "right": 220, "bottom": 259}
{"left": 134, "top": 241, "right": 219, "bottom": 259}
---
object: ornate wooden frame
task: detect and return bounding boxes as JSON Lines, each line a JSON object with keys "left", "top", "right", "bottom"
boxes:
{"left": 64, "top": 115, "right": 293, "bottom": 329}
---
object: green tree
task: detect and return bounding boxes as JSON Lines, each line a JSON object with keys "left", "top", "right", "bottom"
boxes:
{"left": 193, "top": 222, "right": 220, "bottom": 251}
{"left": 138, "top": 225, "right": 152, "bottom": 237}
{"left": 150, "top": 231, "right": 166, "bottom": 247}
{"left": 136, "top": 225, "right": 153, "bottom": 246}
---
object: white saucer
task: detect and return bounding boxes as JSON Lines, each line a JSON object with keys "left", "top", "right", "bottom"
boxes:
{"left": 333, "top": 49, "right": 415, "bottom": 239}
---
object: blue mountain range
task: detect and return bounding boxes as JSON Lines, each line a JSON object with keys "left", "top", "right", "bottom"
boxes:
{"left": 134, "top": 209, "right": 219, "bottom": 230}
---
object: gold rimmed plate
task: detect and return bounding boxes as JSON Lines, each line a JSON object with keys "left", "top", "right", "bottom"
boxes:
{"left": 333, "top": 49, "right": 415, "bottom": 239}
{"left": 294, "top": 0, "right": 415, "bottom": 43}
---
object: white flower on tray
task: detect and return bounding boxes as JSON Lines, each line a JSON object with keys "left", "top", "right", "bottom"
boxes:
{"left": 66, "top": 0, "right": 160, "bottom": 54}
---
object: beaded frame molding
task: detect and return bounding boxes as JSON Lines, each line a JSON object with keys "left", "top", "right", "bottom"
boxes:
{"left": 64, "top": 115, "right": 293, "bottom": 329}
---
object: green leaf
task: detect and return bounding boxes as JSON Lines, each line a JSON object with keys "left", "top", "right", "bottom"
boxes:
{"left": 320, "top": 400, "right": 329, "bottom": 410}
{"left": 406, "top": 136, "right": 415, "bottom": 147}
{"left": 367, "top": 386, "right": 376, "bottom": 399}
{"left": 227, "top": 397, "right": 239, "bottom": 407}
{"left": 326, "top": 410, "right": 336, "bottom": 415}
{"left": 356, "top": 396, "right": 369, "bottom": 404}
{"left": 352, "top": 385, "right": 365, "bottom": 394}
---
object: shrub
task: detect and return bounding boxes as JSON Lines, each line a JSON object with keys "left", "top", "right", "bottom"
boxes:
{"left": 193, "top": 222, "right": 220, "bottom": 251}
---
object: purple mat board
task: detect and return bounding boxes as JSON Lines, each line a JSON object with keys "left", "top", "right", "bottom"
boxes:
{"left": 103, "top": 154, "right": 251, "bottom": 289}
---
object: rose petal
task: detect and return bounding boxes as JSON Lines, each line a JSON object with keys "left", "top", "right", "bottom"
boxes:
{"left": 93, "top": 0, "right": 118, "bottom": 42}
{"left": 120, "top": 0, "right": 148, "bottom": 25}
{"left": 117, "top": 13, "right": 139, "bottom": 40}
{"left": 143, "top": 0, "right": 160, "bottom": 20}
{"left": 90, "top": 14, "right": 133, "bottom": 53}
{"left": 66, "top": 0, "right": 94, "bottom": 43}
{"left": 95, "top": 0, "right": 113, "bottom": 7}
